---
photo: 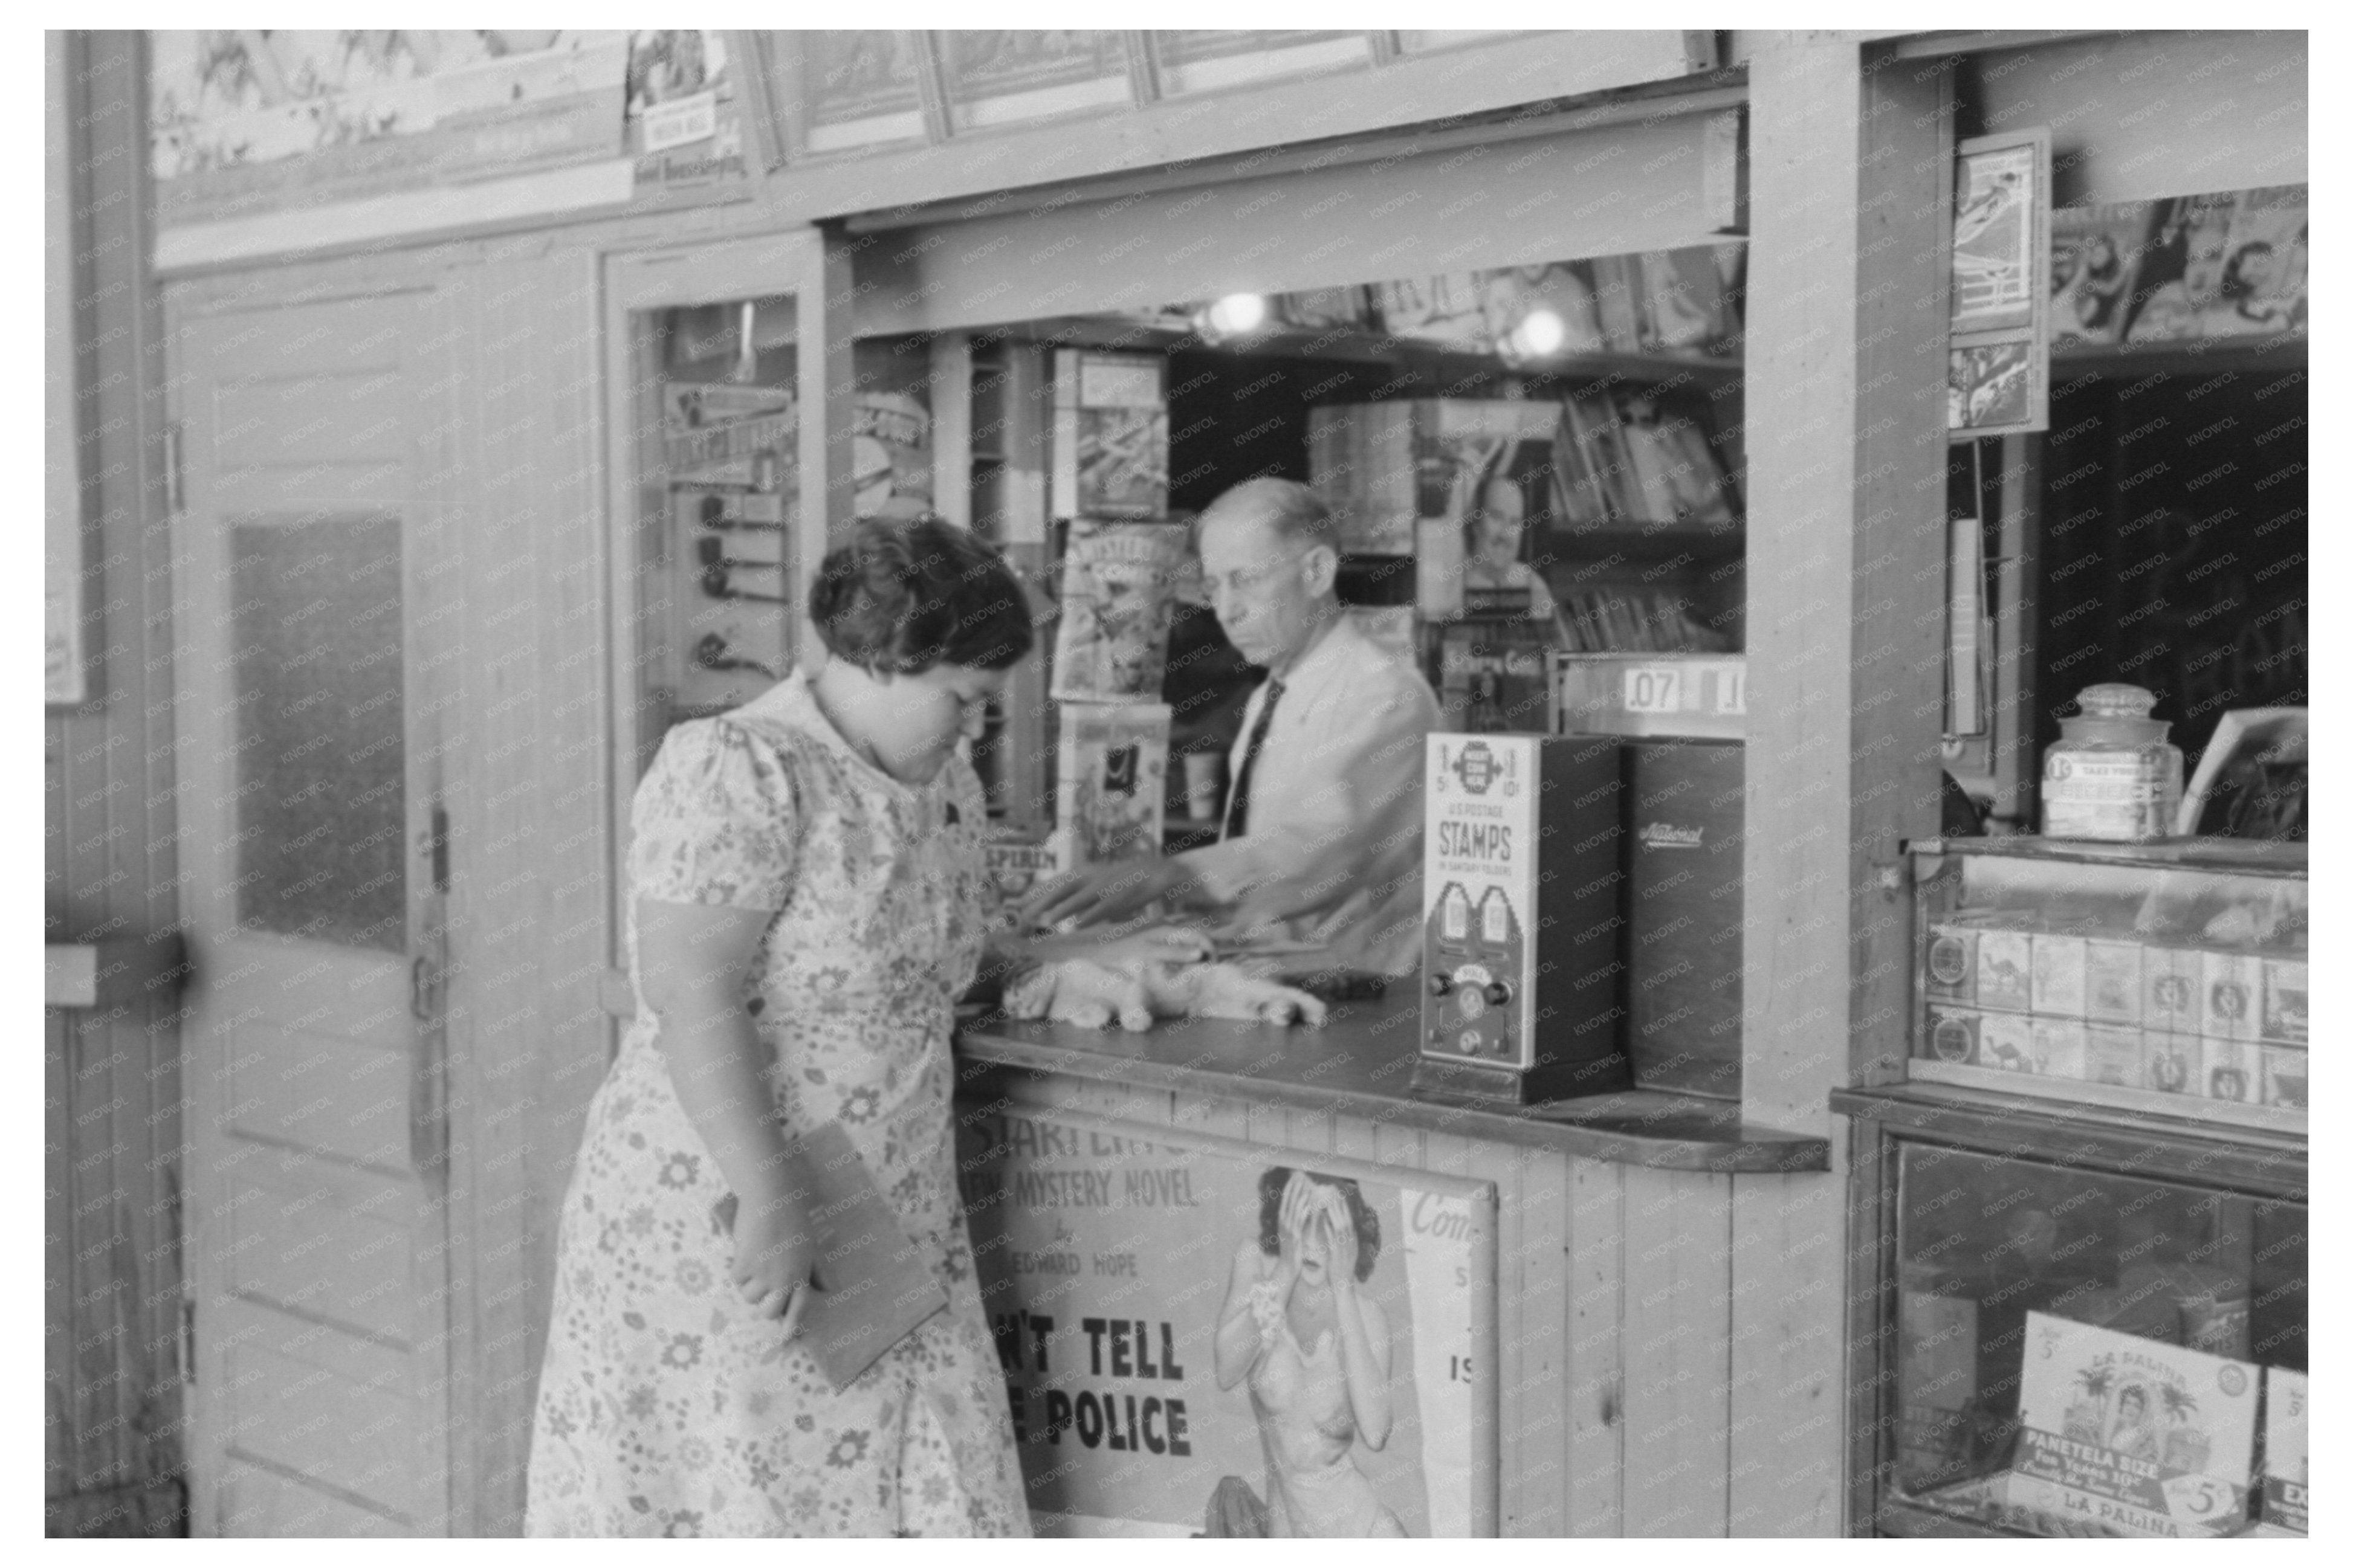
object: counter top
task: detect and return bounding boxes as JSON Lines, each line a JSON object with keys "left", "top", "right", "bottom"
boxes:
{"left": 956, "top": 992, "right": 1830, "bottom": 1174}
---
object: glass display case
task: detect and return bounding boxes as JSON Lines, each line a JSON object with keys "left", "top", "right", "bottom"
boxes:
{"left": 1841, "top": 835, "right": 2308, "bottom": 1538}
{"left": 1908, "top": 838, "right": 2305, "bottom": 1133}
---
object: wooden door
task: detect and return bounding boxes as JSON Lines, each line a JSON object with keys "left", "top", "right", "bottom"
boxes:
{"left": 170, "top": 290, "right": 456, "bottom": 1536}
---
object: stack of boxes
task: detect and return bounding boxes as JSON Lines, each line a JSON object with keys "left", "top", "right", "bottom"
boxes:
{"left": 1920, "top": 917, "right": 2306, "bottom": 1117}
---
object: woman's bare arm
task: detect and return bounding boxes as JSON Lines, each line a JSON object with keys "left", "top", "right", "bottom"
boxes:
{"left": 638, "top": 897, "right": 812, "bottom": 1319}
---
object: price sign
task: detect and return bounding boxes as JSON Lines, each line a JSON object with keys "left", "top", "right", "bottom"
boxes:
{"left": 1621, "top": 665, "right": 1683, "bottom": 714}
{"left": 1713, "top": 665, "right": 1746, "bottom": 715}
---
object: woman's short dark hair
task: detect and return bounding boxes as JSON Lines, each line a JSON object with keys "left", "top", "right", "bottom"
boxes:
{"left": 809, "top": 518, "right": 1034, "bottom": 674}
{"left": 1256, "top": 1166, "right": 1380, "bottom": 1282}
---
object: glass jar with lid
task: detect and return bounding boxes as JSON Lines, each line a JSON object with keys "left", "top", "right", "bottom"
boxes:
{"left": 2041, "top": 683, "right": 2184, "bottom": 842}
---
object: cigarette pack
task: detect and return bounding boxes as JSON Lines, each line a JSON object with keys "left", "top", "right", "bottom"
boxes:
{"left": 2030, "top": 1018, "right": 2088, "bottom": 1079}
{"left": 2141, "top": 946, "right": 2202, "bottom": 1035}
{"left": 1974, "top": 928, "right": 2033, "bottom": 1012}
{"left": 2200, "top": 951, "right": 2259, "bottom": 1041}
{"left": 1926, "top": 1006, "right": 1981, "bottom": 1065}
{"left": 1977, "top": 1011, "right": 2036, "bottom": 1074}
{"left": 2260, "top": 958, "right": 2307, "bottom": 1045}
{"left": 2198, "top": 1037, "right": 2255, "bottom": 1103}
{"left": 1924, "top": 920, "right": 1980, "bottom": 1005}
{"left": 2084, "top": 939, "right": 2143, "bottom": 1024}
{"left": 2085, "top": 1025, "right": 2143, "bottom": 1086}
{"left": 2259, "top": 1368, "right": 2308, "bottom": 1535}
{"left": 2029, "top": 932, "right": 2088, "bottom": 1017}
{"left": 2143, "top": 1033, "right": 2197, "bottom": 1096}
{"left": 2259, "top": 1047, "right": 2308, "bottom": 1111}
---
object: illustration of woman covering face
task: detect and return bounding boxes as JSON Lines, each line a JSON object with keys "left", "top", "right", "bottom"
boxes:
{"left": 1207, "top": 1168, "right": 1403, "bottom": 1537}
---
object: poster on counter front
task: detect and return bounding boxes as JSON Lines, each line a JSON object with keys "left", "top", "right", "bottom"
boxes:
{"left": 957, "top": 1106, "right": 1498, "bottom": 1537}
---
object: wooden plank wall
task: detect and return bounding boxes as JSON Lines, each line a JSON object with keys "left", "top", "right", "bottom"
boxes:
{"left": 44, "top": 31, "right": 189, "bottom": 1537}
{"left": 986, "top": 1076, "right": 1750, "bottom": 1537}
{"left": 436, "top": 242, "right": 618, "bottom": 1537}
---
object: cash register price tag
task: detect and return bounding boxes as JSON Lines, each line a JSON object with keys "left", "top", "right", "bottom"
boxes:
{"left": 1622, "top": 665, "right": 1683, "bottom": 714}
{"left": 1713, "top": 665, "right": 1746, "bottom": 715}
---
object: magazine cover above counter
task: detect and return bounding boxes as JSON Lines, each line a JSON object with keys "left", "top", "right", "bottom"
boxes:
{"left": 1907, "top": 837, "right": 2305, "bottom": 1135}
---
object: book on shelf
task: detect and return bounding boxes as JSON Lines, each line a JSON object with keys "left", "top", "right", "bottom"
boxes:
{"left": 1550, "top": 390, "right": 1738, "bottom": 530}
{"left": 1633, "top": 246, "right": 1733, "bottom": 353}
{"left": 1549, "top": 586, "right": 1728, "bottom": 655}
{"left": 1055, "top": 703, "right": 1170, "bottom": 871}
{"left": 1052, "top": 349, "right": 1169, "bottom": 520}
{"left": 1585, "top": 254, "right": 1646, "bottom": 353}
{"left": 1308, "top": 399, "right": 1559, "bottom": 557}
{"left": 1048, "top": 519, "right": 1191, "bottom": 704}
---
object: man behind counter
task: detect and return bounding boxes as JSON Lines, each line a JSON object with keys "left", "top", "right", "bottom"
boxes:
{"left": 1022, "top": 478, "right": 1442, "bottom": 977}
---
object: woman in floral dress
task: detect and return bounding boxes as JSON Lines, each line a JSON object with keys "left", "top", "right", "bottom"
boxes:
{"left": 525, "top": 520, "right": 1200, "bottom": 1536}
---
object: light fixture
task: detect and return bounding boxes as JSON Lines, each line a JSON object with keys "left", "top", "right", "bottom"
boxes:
{"left": 1196, "top": 292, "right": 1270, "bottom": 343}
{"left": 1498, "top": 307, "right": 1568, "bottom": 367}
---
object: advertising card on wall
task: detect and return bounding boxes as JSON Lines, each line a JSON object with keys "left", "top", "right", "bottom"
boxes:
{"left": 956, "top": 1106, "right": 1498, "bottom": 1537}
{"left": 1948, "top": 127, "right": 2051, "bottom": 438}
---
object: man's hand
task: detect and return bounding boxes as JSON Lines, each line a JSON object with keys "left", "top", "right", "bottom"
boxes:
{"left": 1060, "top": 924, "right": 1214, "bottom": 973}
{"left": 1020, "top": 856, "right": 1206, "bottom": 931}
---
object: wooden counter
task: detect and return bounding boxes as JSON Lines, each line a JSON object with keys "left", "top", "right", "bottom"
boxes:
{"left": 955, "top": 992, "right": 1828, "bottom": 1175}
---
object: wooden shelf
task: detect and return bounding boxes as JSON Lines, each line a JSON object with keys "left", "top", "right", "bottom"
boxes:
{"left": 2050, "top": 329, "right": 2304, "bottom": 382}
{"left": 1548, "top": 521, "right": 1743, "bottom": 555}
{"left": 1013, "top": 312, "right": 1743, "bottom": 395}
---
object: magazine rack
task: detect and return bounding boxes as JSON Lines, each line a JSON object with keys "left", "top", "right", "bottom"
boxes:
{"left": 1835, "top": 837, "right": 2307, "bottom": 1538}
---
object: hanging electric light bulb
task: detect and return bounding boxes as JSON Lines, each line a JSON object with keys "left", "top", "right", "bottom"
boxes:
{"left": 1498, "top": 306, "right": 1568, "bottom": 367}
{"left": 1196, "top": 292, "right": 1270, "bottom": 343}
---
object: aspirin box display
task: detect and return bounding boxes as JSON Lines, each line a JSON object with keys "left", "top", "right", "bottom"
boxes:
{"left": 2030, "top": 1018, "right": 2088, "bottom": 1079}
{"left": 1973, "top": 928, "right": 2034, "bottom": 1012}
{"left": 2141, "top": 946, "right": 2203, "bottom": 1035}
{"left": 2200, "top": 951, "right": 2260, "bottom": 1041}
{"left": 2085, "top": 939, "right": 2143, "bottom": 1024}
{"left": 2261, "top": 958, "right": 2307, "bottom": 1045}
{"left": 2029, "top": 932, "right": 2088, "bottom": 1018}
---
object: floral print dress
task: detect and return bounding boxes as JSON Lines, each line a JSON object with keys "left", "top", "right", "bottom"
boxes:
{"left": 524, "top": 671, "right": 1029, "bottom": 1537}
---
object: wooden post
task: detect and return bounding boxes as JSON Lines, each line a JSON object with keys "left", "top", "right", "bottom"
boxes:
{"left": 1731, "top": 31, "right": 1957, "bottom": 1536}
{"left": 795, "top": 225, "right": 859, "bottom": 671}
{"left": 928, "top": 331, "right": 975, "bottom": 529}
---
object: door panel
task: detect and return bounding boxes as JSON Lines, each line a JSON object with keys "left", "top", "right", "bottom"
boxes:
{"left": 173, "top": 291, "right": 452, "bottom": 1537}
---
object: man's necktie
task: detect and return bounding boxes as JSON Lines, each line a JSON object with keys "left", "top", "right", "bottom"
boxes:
{"left": 1221, "top": 677, "right": 1284, "bottom": 842}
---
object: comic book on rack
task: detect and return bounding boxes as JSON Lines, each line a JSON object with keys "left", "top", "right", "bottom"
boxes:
{"left": 1055, "top": 703, "right": 1170, "bottom": 871}
{"left": 1052, "top": 350, "right": 1169, "bottom": 520}
{"left": 1049, "top": 520, "right": 1190, "bottom": 703}
{"left": 2048, "top": 202, "right": 2156, "bottom": 346}
{"left": 2007, "top": 1310, "right": 2259, "bottom": 1537}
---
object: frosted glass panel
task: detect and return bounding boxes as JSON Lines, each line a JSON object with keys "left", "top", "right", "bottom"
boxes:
{"left": 230, "top": 514, "right": 405, "bottom": 950}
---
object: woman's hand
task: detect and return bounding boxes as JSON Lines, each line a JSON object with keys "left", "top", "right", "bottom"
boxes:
{"left": 1020, "top": 857, "right": 1207, "bottom": 931}
{"left": 730, "top": 1188, "right": 819, "bottom": 1336}
{"left": 1320, "top": 1186, "right": 1359, "bottom": 1291}
{"left": 1053, "top": 923, "right": 1214, "bottom": 975}
{"left": 1275, "top": 1170, "right": 1315, "bottom": 1289}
